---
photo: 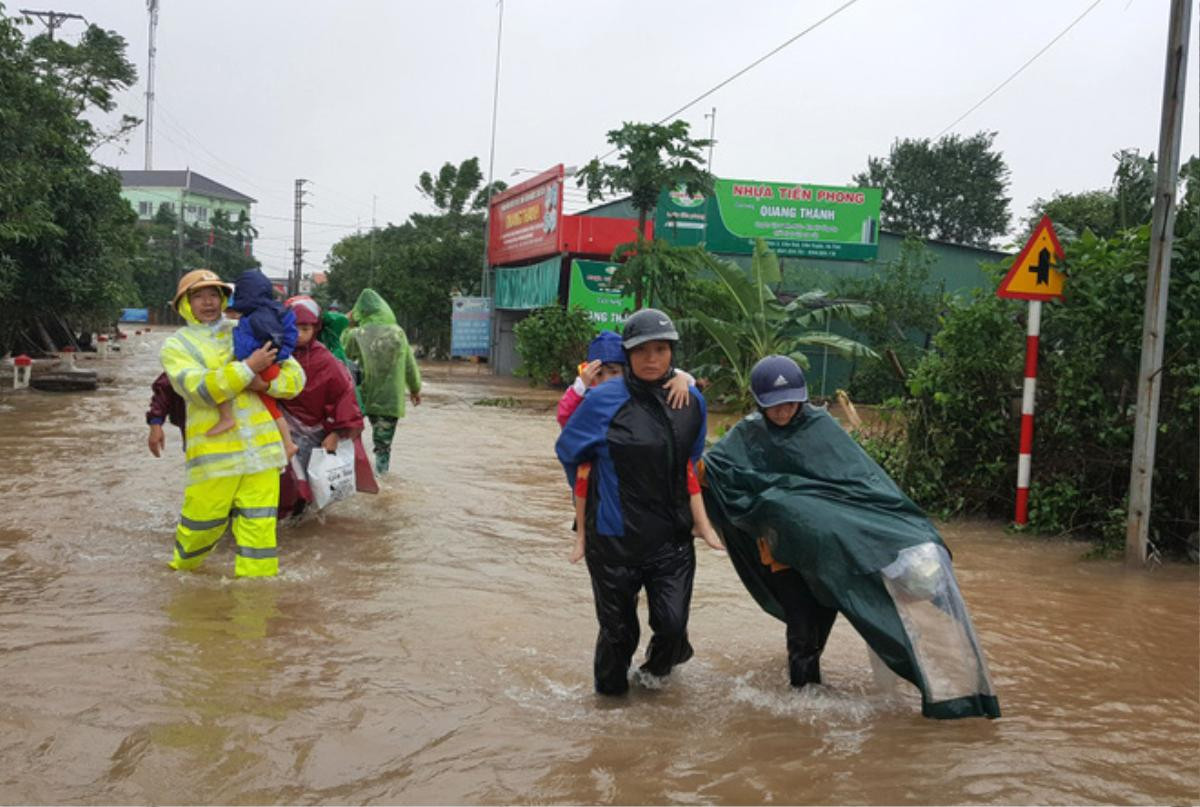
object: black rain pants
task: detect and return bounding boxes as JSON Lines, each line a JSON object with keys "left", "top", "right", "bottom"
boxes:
{"left": 586, "top": 542, "right": 696, "bottom": 695}
{"left": 762, "top": 567, "right": 838, "bottom": 687}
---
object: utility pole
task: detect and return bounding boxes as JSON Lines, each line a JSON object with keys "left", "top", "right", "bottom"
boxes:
{"left": 704, "top": 106, "right": 717, "bottom": 173}
{"left": 144, "top": 0, "right": 159, "bottom": 170}
{"left": 291, "top": 179, "right": 309, "bottom": 297}
{"left": 19, "top": 8, "right": 85, "bottom": 40}
{"left": 175, "top": 169, "right": 189, "bottom": 281}
{"left": 370, "top": 194, "right": 377, "bottom": 287}
{"left": 1125, "top": 0, "right": 1192, "bottom": 567}
{"left": 480, "top": 0, "right": 504, "bottom": 298}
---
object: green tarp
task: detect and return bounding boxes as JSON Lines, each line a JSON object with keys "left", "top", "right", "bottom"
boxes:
{"left": 703, "top": 406, "right": 1000, "bottom": 719}
{"left": 494, "top": 256, "right": 560, "bottom": 310}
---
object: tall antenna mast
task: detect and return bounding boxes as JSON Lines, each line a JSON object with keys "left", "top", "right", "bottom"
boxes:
{"left": 144, "top": 0, "right": 159, "bottom": 170}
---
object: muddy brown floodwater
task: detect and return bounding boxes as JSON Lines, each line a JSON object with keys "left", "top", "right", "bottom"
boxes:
{"left": 1, "top": 329, "right": 1197, "bottom": 805}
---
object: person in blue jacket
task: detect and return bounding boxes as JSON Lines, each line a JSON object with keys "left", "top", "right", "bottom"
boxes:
{"left": 555, "top": 309, "right": 708, "bottom": 695}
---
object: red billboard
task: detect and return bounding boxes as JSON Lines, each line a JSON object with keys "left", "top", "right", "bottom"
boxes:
{"left": 488, "top": 164, "right": 563, "bottom": 266}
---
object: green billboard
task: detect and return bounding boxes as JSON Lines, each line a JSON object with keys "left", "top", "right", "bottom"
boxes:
{"left": 568, "top": 259, "right": 635, "bottom": 332}
{"left": 656, "top": 179, "right": 881, "bottom": 261}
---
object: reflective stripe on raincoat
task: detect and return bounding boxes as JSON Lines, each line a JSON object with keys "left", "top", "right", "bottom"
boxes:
{"left": 162, "top": 294, "right": 306, "bottom": 486}
{"left": 342, "top": 289, "right": 420, "bottom": 419}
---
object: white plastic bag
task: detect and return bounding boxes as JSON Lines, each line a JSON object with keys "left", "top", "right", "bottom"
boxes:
{"left": 306, "top": 439, "right": 356, "bottom": 510}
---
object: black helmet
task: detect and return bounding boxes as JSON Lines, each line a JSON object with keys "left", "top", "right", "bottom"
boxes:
{"left": 750, "top": 355, "right": 809, "bottom": 408}
{"left": 621, "top": 308, "right": 679, "bottom": 349}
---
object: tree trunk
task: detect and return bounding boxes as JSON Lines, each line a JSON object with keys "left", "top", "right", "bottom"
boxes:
{"left": 635, "top": 211, "right": 647, "bottom": 310}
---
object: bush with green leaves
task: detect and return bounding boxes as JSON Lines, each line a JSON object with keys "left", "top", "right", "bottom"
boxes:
{"left": 836, "top": 238, "right": 947, "bottom": 403}
{"left": 513, "top": 305, "right": 597, "bottom": 387}
{"left": 682, "top": 240, "right": 877, "bottom": 411}
{"left": 866, "top": 223, "right": 1198, "bottom": 557}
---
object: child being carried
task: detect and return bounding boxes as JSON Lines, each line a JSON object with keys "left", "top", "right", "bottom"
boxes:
{"left": 207, "top": 268, "right": 299, "bottom": 459}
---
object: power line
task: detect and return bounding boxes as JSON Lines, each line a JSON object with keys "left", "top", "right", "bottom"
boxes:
{"left": 936, "top": 0, "right": 1102, "bottom": 136}
{"left": 589, "top": 0, "right": 863, "bottom": 163}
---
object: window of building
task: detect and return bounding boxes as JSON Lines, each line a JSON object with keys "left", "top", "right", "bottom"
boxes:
{"left": 137, "top": 201, "right": 152, "bottom": 217}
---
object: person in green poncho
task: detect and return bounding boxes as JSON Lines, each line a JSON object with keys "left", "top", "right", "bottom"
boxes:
{"left": 702, "top": 355, "right": 1000, "bottom": 720}
{"left": 318, "top": 305, "right": 363, "bottom": 410}
{"left": 342, "top": 289, "right": 422, "bottom": 475}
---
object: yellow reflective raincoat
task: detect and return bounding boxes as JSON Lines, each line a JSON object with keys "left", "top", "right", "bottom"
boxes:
{"left": 162, "top": 296, "right": 306, "bottom": 485}
{"left": 160, "top": 295, "right": 305, "bottom": 577}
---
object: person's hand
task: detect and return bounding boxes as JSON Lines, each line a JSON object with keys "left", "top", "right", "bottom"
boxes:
{"left": 247, "top": 375, "right": 269, "bottom": 392}
{"left": 321, "top": 432, "right": 339, "bottom": 452}
{"left": 245, "top": 341, "right": 278, "bottom": 373}
{"left": 696, "top": 524, "right": 726, "bottom": 554}
{"left": 148, "top": 424, "right": 165, "bottom": 457}
{"left": 579, "top": 359, "right": 602, "bottom": 387}
{"left": 664, "top": 372, "right": 692, "bottom": 409}
{"left": 410, "top": 390, "right": 421, "bottom": 407}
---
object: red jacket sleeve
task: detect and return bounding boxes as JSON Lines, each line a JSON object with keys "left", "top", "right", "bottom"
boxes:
{"left": 686, "top": 459, "right": 700, "bottom": 496}
{"left": 573, "top": 461, "right": 591, "bottom": 498}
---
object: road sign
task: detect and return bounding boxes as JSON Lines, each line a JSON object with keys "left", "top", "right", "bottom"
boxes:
{"left": 997, "top": 215, "right": 1065, "bottom": 301}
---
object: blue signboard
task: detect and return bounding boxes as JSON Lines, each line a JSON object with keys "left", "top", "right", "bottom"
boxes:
{"left": 120, "top": 308, "right": 150, "bottom": 323}
{"left": 450, "top": 296, "right": 491, "bottom": 357}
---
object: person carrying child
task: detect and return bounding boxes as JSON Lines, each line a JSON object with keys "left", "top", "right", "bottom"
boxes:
{"left": 159, "top": 269, "right": 305, "bottom": 578}
{"left": 555, "top": 309, "right": 710, "bottom": 695}
{"left": 557, "top": 330, "right": 722, "bottom": 564}
{"left": 208, "top": 268, "right": 300, "bottom": 460}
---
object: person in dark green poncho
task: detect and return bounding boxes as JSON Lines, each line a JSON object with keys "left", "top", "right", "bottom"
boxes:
{"left": 702, "top": 355, "right": 1001, "bottom": 720}
{"left": 342, "top": 289, "right": 422, "bottom": 475}
{"left": 318, "top": 306, "right": 363, "bottom": 410}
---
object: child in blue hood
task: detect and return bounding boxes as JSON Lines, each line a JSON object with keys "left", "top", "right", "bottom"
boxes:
{"left": 208, "top": 269, "right": 300, "bottom": 458}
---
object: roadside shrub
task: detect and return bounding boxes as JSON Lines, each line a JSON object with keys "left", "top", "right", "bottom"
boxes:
{"left": 868, "top": 225, "right": 1199, "bottom": 557}
{"left": 513, "top": 305, "right": 596, "bottom": 387}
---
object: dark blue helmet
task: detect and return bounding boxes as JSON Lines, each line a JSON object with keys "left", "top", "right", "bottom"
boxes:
{"left": 750, "top": 355, "right": 808, "bottom": 408}
{"left": 587, "top": 331, "right": 626, "bottom": 364}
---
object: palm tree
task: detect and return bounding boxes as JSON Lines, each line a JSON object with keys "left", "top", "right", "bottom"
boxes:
{"left": 687, "top": 240, "right": 878, "bottom": 409}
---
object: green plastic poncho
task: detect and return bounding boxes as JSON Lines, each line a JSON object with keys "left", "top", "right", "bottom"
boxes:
{"left": 319, "top": 310, "right": 351, "bottom": 363}
{"left": 319, "top": 309, "right": 362, "bottom": 410}
{"left": 703, "top": 406, "right": 1000, "bottom": 720}
{"left": 342, "top": 289, "right": 421, "bottom": 419}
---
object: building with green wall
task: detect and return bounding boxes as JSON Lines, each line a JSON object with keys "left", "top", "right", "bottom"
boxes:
{"left": 119, "top": 169, "right": 255, "bottom": 227}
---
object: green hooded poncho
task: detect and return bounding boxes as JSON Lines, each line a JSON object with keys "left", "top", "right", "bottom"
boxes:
{"left": 703, "top": 406, "right": 1000, "bottom": 720}
{"left": 342, "top": 289, "right": 421, "bottom": 419}
{"left": 319, "top": 310, "right": 351, "bottom": 363}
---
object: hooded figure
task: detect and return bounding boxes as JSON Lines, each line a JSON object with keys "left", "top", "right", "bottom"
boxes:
{"left": 342, "top": 288, "right": 421, "bottom": 475}
{"left": 276, "top": 295, "right": 378, "bottom": 519}
{"left": 159, "top": 269, "right": 306, "bottom": 578}
{"left": 702, "top": 355, "right": 1000, "bottom": 719}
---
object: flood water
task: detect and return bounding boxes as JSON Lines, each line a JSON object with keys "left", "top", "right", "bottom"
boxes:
{"left": 1, "top": 329, "right": 1197, "bottom": 805}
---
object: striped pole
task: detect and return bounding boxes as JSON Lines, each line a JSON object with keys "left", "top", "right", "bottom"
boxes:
{"left": 1014, "top": 299, "right": 1042, "bottom": 525}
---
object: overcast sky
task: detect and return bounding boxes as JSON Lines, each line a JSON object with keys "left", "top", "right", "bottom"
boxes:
{"left": 25, "top": 0, "right": 1200, "bottom": 280}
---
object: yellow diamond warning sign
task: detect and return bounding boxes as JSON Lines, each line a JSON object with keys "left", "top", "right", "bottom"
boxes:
{"left": 997, "top": 215, "right": 1065, "bottom": 301}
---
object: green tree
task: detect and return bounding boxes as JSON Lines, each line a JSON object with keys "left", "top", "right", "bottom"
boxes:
{"left": 0, "top": 10, "right": 142, "bottom": 353}
{"left": 687, "top": 240, "right": 877, "bottom": 410}
{"left": 323, "top": 157, "right": 506, "bottom": 356}
{"left": 836, "top": 238, "right": 947, "bottom": 402}
{"left": 867, "top": 226, "right": 1198, "bottom": 556}
{"left": 853, "top": 131, "right": 1011, "bottom": 248}
{"left": 577, "top": 121, "right": 712, "bottom": 308}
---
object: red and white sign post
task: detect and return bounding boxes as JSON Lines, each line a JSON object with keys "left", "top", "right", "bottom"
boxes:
{"left": 996, "top": 215, "right": 1066, "bottom": 525}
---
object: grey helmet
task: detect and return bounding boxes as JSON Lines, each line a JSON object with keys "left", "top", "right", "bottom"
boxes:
{"left": 621, "top": 308, "right": 679, "bottom": 350}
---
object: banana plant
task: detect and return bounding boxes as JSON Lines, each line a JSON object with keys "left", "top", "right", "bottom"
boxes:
{"left": 686, "top": 239, "right": 878, "bottom": 409}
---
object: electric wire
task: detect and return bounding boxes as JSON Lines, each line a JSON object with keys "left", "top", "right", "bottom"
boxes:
{"left": 590, "top": 0, "right": 863, "bottom": 163}
{"left": 936, "top": 0, "right": 1103, "bottom": 136}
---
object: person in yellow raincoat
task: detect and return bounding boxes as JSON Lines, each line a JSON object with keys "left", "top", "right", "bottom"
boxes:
{"left": 160, "top": 269, "right": 306, "bottom": 577}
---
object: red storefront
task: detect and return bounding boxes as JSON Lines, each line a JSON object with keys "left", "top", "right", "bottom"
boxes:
{"left": 486, "top": 164, "right": 650, "bottom": 374}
